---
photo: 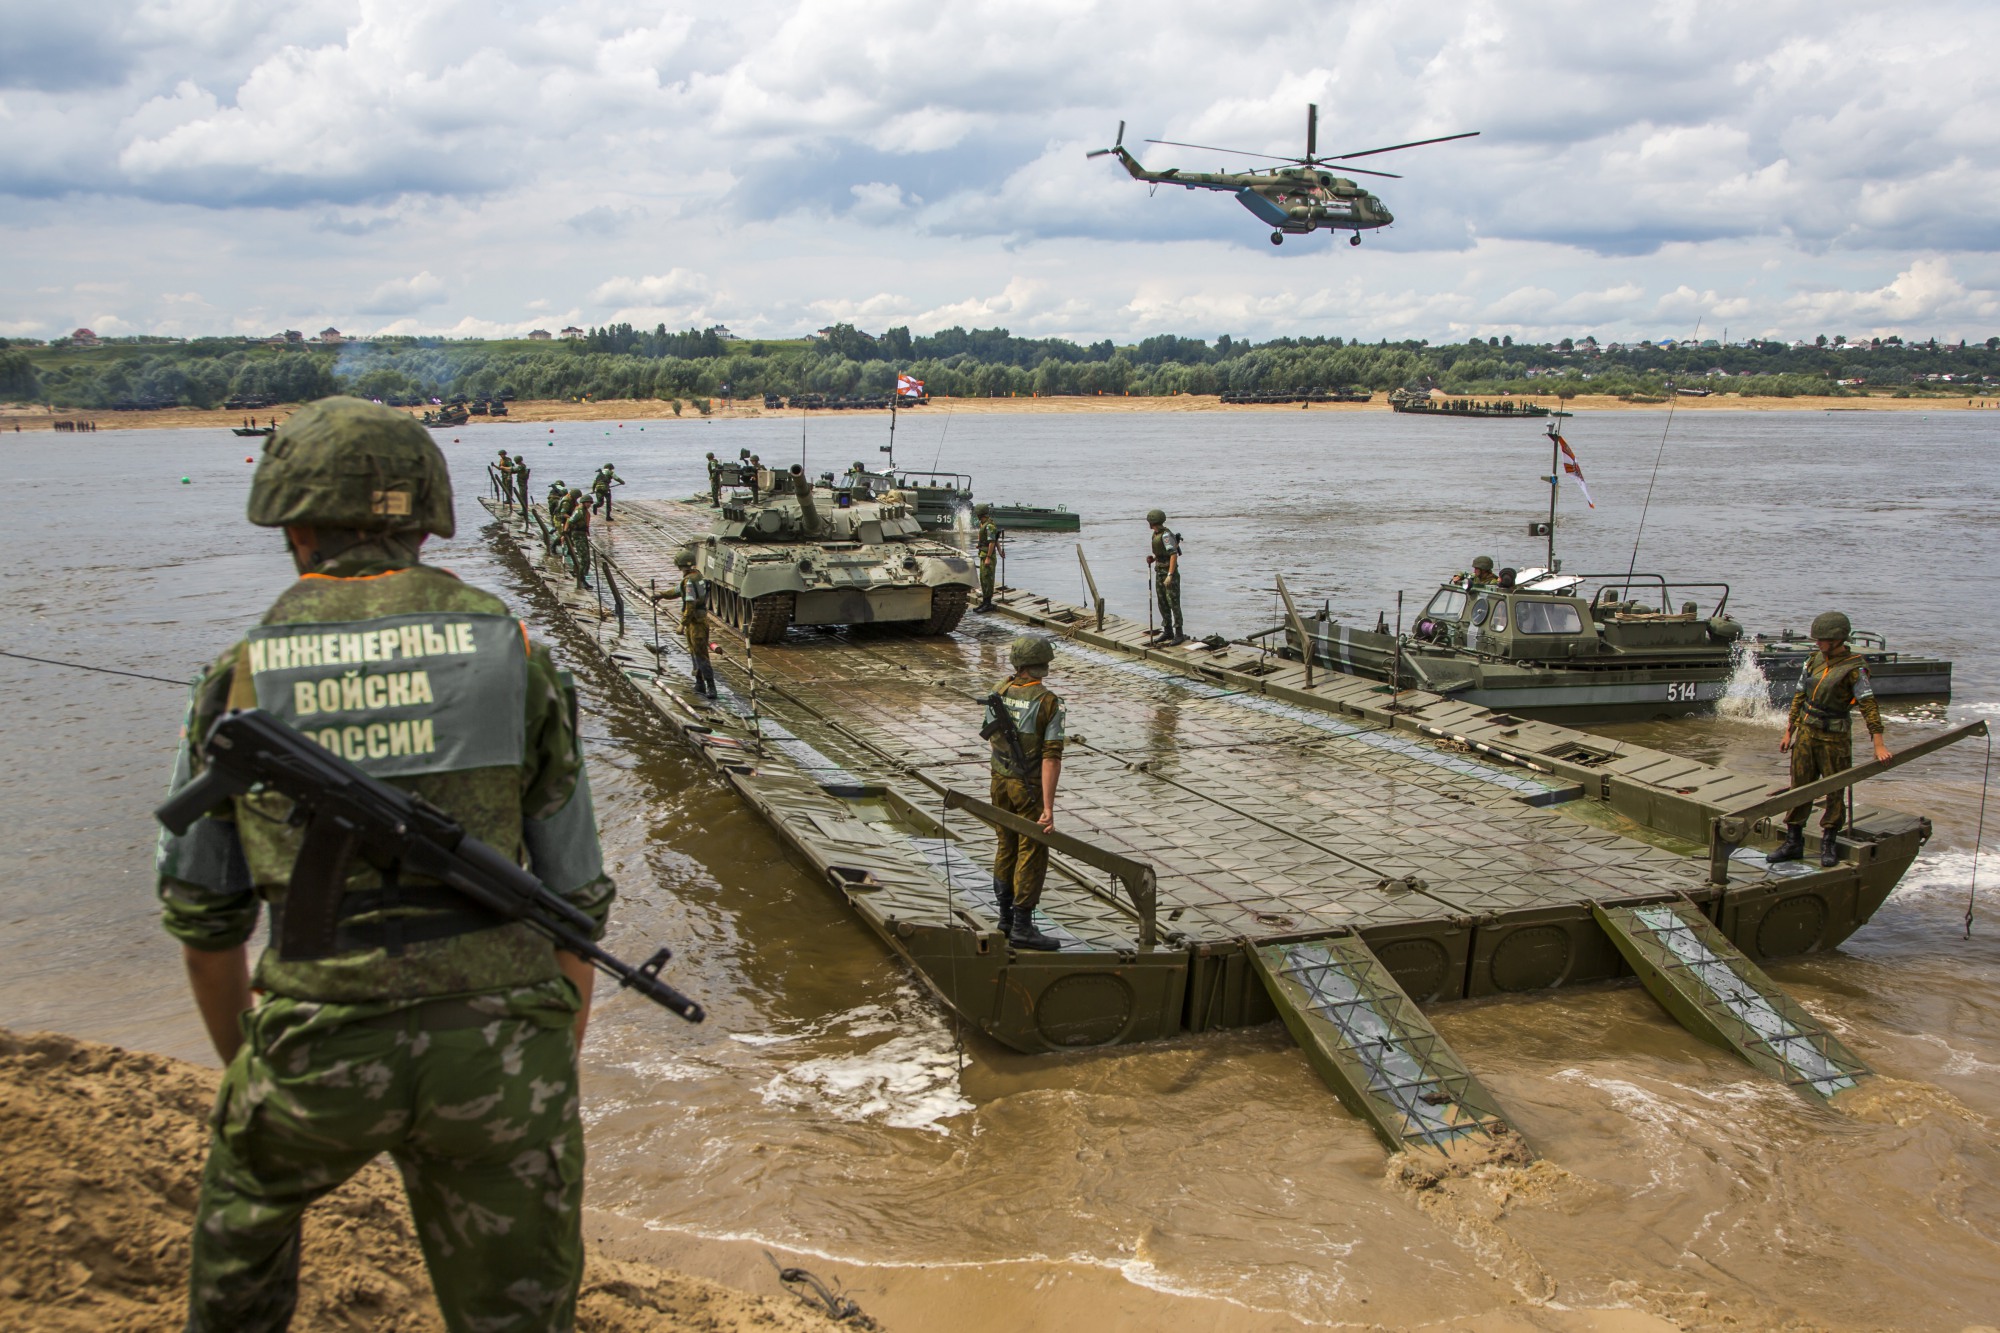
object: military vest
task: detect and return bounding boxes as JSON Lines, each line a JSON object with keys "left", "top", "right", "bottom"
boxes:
{"left": 978, "top": 520, "right": 1001, "bottom": 559}
{"left": 1152, "top": 529, "right": 1181, "bottom": 569}
{"left": 987, "top": 677, "right": 1065, "bottom": 780}
{"left": 1796, "top": 651, "right": 1870, "bottom": 733}
{"left": 208, "top": 566, "right": 561, "bottom": 1002}
{"left": 681, "top": 573, "right": 711, "bottom": 619}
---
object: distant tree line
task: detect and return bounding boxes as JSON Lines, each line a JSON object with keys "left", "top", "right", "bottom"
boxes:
{"left": 6, "top": 327, "right": 1997, "bottom": 410}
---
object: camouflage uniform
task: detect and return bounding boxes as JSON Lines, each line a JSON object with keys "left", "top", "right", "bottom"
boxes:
{"left": 158, "top": 398, "right": 614, "bottom": 1333}
{"left": 984, "top": 675, "right": 1066, "bottom": 916}
{"left": 1785, "top": 648, "right": 1885, "bottom": 830}
{"left": 494, "top": 452, "right": 516, "bottom": 507}
{"left": 706, "top": 454, "right": 722, "bottom": 505}
{"left": 591, "top": 466, "right": 624, "bottom": 521}
{"left": 656, "top": 563, "right": 716, "bottom": 696}
{"left": 1150, "top": 526, "right": 1183, "bottom": 641}
{"left": 975, "top": 514, "right": 1001, "bottom": 607}
{"left": 561, "top": 493, "right": 593, "bottom": 587}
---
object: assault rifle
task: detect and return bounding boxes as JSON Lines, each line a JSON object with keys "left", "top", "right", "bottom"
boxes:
{"left": 979, "top": 692, "right": 1033, "bottom": 781}
{"left": 156, "top": 708, "right": 704, "bottom": 1023}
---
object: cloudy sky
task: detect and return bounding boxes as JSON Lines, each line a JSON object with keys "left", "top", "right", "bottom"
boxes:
{"left": 5, "top": 0, "right": 1999, "bottom": 345}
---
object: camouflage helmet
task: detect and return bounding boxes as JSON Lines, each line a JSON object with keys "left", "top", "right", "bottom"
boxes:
{"left": 1010, "top": 634, "right": 1055, "bottom": 668}
{"left": 1810, "top": 610, "right": 1852, "bottom": 641}
{"left": 974, "top": 502, "right": 991, "bottom": 516}
{"left": 1146, "top": 508, "right": 1166, "bottom": 526}
{"left": 674, "top": 548, "right": 697, "bottom": 569}
{"left": 706, "top": 451, "right": 716, "bottom": 460}
{"left": 1472, "top": 555, "right": 1495, "bottom": 572}
{"left": 247, "top": 396, "right": 453, "bottom": 537}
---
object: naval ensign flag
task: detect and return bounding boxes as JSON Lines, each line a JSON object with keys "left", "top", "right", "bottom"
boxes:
{"left": 1555, "top": 432, "right": 1594, "bottom": 508}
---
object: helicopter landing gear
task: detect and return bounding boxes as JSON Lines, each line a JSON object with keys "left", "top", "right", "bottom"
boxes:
{"left": 1349, "top": 234, "right": 1362, "bottom": 246}
{"left": 1269, "top": 231, "right": 1284, "bottom": 246}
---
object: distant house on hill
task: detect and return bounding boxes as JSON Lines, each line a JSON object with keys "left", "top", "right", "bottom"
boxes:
{"left": 70, "top": 328, "right": 100, "bottom": 346}
{"left": 528, "top": 329, "right": 553, "bottom": 341}
{"left": 317, "top": 326, "right": 343, "bottom": 344}
{"left": 713, "top": 325, "right": 737, "bottom": 341}
{"left": 560, "top": 326, "right": 583, "bottom": 339}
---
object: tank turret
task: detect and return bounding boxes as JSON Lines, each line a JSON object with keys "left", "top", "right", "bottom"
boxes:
{"left": 696, "top": 472, "right": 978, "bottom": 644}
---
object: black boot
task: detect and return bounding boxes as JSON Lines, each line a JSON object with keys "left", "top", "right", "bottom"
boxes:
{"left": 1768, "top": 825, "right": 1806, "bottom": 863}
{"left": 992, "top": 878, "right": 1014, "bottom": 935}
{"left": 1010, "top": 907, "right": 1060, "bottom": 952}
{"left": 1820, "top": 829, "right": 1842, "bottom": 868}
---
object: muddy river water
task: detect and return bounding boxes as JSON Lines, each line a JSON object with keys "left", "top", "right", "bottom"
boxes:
{"left": 3, "top": 407, "right": 1996, "bottom": 1329}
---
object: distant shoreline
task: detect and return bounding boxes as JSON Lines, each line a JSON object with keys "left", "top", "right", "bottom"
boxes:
{"left": 3, "top": 391, "right": 1998, "bottom": 432}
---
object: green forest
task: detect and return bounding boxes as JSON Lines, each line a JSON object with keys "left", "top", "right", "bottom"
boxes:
{"left": 5, "top": 324, "right": 1998, "bottom": 411}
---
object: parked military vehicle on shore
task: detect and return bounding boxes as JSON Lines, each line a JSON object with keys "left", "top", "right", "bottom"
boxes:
{"left": 695, "top": 464, "right": 978, "bottom": 643}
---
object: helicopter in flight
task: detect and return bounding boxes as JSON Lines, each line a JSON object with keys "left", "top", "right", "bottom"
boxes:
{"left": 1087, "top": 104, "right": 1477, "bottom": 246}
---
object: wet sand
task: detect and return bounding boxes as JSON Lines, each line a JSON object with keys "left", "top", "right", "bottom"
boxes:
{"left": 4, "top": 391, "right": 1998, "bottom": 434}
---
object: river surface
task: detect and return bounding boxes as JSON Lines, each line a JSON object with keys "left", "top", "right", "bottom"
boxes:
{"left": 3, "top": 407, "right": 1997, "bottom": 1330}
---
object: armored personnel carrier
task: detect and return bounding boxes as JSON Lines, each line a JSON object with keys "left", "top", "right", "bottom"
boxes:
{"left": 694, "top": 464, "right": 977, "bottom": 644}
{"left": 1267, "top": 568, "right": 1951, "bottom": 719}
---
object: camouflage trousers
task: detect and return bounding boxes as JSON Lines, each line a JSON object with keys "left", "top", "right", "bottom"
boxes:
{"left": 682, "top": 612, "right": 711, "bottom": 664}
{"left": 593, "top": 490, "right": 612, "bottom": 521}
{"left": 990, "top": 773, "right": 1049, "bottom": 913}
{"left": 979, "top": 556, "right": 997, "bottom": 604}
{"left": 565, "top": 534, "right": 592, "bottom": 585}
{"left": 187, "top": 987, "right": 585, "bottom": 1333}
{"left": 1787, "top": 727, "right": 1852, "bottom": 830}
{"left": 1154, "top": 570, "right": 1182, "bottom": 638}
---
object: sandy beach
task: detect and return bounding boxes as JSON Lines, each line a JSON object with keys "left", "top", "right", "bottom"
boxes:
{"left": 3, "top": 391, "right": 1998, "bottom": 433}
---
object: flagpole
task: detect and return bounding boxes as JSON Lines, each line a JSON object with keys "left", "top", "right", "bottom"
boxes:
{"left": 1545, "top": 418, "right": 1560, "bottom": 571}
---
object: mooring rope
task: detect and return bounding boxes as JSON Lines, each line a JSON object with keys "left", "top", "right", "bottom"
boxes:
{"left": 0, "top": 649, "right": 187, "bottom": 685}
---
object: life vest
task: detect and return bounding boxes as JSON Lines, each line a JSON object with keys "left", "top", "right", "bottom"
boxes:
{"left": 1796, "top": 652, "right": 1870, "bottom": 732}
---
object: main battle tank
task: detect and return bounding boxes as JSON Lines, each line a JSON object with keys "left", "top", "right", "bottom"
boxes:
{"left": 694, "top": 464, "right": 977, "bottom": 644}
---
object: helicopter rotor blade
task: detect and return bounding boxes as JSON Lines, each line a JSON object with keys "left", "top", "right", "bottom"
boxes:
{"left": 1086, "top": 119, "right": 1128, "bottom": 159}
{"left": 1307, "top": 162, "right": 1402, "bottom": 179}
{"left": 1324, "top": 130, "right": 1481, "bottom": 161}
{"left": 1306, "top": 104, "right": 1317, "bottom": 160}
{"left": 1143, "top": 138, "right": 1301, "bottom": 164}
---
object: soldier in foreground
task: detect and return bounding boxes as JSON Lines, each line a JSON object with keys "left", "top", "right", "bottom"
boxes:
{"left": 981, "top": 635, "right": 1065, "bottom": 951}
{"left": 1145, "top": 508, "right": 1185, "bottom": 645}
{"left": 974, "top": 502, "right": 1001, "bottom": 611}
{"left": 1772, "top": 610, "right": 1893, "bottom": 867}
{"left": 654, "top": 548, "right": 717, "bottom": 697}
{"left": 155, "top": 397, "right": 616, "bottom": 1331}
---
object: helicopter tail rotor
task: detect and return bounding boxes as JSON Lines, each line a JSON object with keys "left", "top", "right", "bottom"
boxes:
{"left": 1085, "top": 120, "right": 1126, "bottom": 159}
{"left": 1306, "top": 104, "right": 1317, "bottom": 160}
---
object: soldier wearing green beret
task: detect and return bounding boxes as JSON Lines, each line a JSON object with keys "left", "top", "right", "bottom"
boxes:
{"left": 1771, "top": 610, "right": 1893, "bottom": 867}
{"left": 1145, "top": 509, "right": 1185, "bottom": 645}
{"left": 981, "top": 635, "right": 1066, "bottom": 950}
{"left": 974, "top": 503, "right": 1001, "bottom": 612}
{"left": 156, "top": 396, "right": 614, "bottom": 1331}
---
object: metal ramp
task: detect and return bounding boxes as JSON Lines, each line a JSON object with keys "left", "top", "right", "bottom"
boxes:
{"left": 1593, "top": 901, "right": 1871, "bottom": 1103}
{"left": 1251, "top": 936, "right": 1523, "bottom": 1157}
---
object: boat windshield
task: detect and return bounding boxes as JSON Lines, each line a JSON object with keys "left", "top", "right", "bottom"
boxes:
{"left": 1516, "top": 600, "right": 1585, "bottom": 635}
{"left": 1424, "top": 588, "right": 1467, "bottom": 621}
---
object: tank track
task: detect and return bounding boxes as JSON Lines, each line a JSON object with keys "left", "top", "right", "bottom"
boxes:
{"left": 922, "top": 585, "right": 970, "bottom": 635}
{"left": 747, "top": 592, "right": 795, "bottom": 645}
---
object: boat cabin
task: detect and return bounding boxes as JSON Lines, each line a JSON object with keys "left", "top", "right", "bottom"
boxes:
{"left": 1411, "top": 571, "right": 1739, "bottom": 660}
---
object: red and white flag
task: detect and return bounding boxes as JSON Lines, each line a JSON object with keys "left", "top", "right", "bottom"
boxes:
{"left": 897, "top": 373, "right": 925, "bottom": 398}
{"left": 1554, "top": 432, "right": 1594, "bottom": 507}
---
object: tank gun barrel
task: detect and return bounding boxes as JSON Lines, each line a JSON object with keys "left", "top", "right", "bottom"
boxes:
{"left": 789, "top": 464, "right": 821, "bottom": 536}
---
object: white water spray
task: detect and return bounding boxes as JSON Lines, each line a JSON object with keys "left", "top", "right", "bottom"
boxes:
{"left": 1716, "top": 642, "right": 1786, "bottom": 726}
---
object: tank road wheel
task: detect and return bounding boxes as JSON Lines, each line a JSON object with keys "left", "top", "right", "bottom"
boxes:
{"left": 1269, "top": 231, "right": 1284, "bottom": 246}
{"left": 746, "top": 592, "right": 794, "bottom": 645}
{"left": 922, "top": 585, "right": 970, "bottom": 636}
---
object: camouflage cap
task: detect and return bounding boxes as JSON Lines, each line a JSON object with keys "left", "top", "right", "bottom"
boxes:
{"left": 1146, "top": 508, "right": 1166, "bottom": 525}
{"left": 1473, "top": 555, "right": 1494, "bottom": 571}
{"left": 247, "top": 396, "right": 453, "bottom": 537}
{"left": 1811, "top": 610, "right": 1852, "bottom": 641}
{"left": 1009, "top": 634, "right": 1056, "bottom": 668}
